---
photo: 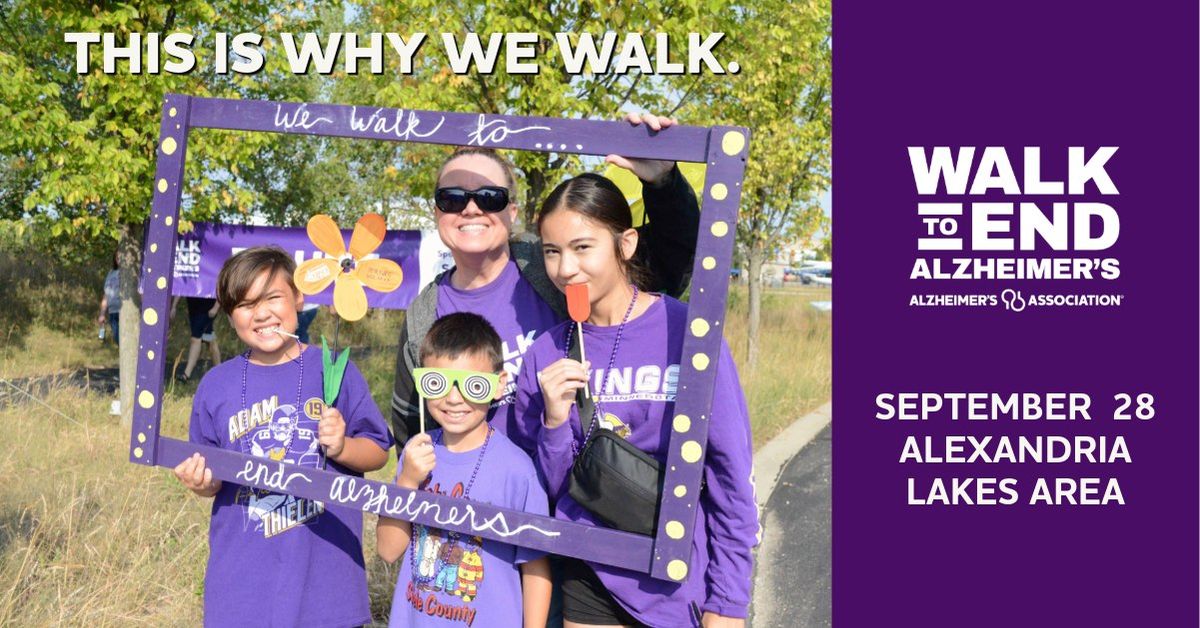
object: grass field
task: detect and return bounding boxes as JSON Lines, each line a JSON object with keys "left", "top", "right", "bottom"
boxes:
{"left": 0, "top": 250, "right": 829, "bottom": 624}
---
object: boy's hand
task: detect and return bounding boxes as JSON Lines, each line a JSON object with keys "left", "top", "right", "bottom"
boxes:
{"left": 605, "top": 112, "right": 678, "bottom": 186}
{"left": 318, "top": 405, "right": 347, "bottom": 459}
{"left": 399, "top": 433, "right": 436, "bottom": 489}
{"left": 536, "top": 358, "right": 590, "bottom": 429}
{"left": 174, "top": 453, "right": 221, "bottom": 497}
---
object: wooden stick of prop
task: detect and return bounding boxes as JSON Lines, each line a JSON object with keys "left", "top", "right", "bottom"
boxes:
{"left": 565, "top": 283, "right": 591, "bottom": 399}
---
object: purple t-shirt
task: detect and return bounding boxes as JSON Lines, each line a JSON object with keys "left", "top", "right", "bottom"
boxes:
{"left": 436, "top": 259, "right": 559, "bottom": 441}
{"left": 513, "top": 296, "right": 759, "bottom": 626}
{"left": 189, "top": 345, "right": 393, "bottom": 628}
{"left": 389, "top": 428, "right": 548, "bottom": 628}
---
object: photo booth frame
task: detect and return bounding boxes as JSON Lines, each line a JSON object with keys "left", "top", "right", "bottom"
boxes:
{"left": 129, "top": 94, "right": 749, "bottom": 582}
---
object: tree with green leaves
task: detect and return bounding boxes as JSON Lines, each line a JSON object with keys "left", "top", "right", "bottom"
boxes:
{"left": 351, "top": 0, "right": 735, "bottom": 226}
{"left": 0, "top": 1, "right": 322, "bottom": 424}
{"left": 689, "top": 0, "right": 831, "bottom": 370}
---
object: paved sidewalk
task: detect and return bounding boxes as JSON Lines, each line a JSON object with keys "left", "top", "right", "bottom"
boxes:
{"left": 749, "top": 409, "right": 832, "bottom": 627}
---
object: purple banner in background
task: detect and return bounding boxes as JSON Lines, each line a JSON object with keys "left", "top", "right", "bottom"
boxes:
{"left": 171, "top": 222, "right": 449, "bottom": 309}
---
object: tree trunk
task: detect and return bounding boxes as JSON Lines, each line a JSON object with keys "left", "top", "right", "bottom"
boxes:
{"left": 746, "top": 241, "right": 766, "bottom": 373}
{"left": 116, "top": 223, "right": 142, "bottom": 427}
{"left": 523, "top": 168, "right": 547, "bottom": 232}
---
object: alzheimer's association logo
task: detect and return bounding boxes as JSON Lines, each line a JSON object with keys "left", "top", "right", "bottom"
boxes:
{"left": 906, "top": 146, "right": 1124, "bottom": 311}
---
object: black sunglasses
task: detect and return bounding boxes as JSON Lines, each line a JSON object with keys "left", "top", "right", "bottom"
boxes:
{"left": 434, "top": 186, "right": 511, "bottom": 213}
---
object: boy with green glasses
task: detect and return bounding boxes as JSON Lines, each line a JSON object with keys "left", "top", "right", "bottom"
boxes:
{"left": 377, "top": 312, "right": 552, "bottom": 626}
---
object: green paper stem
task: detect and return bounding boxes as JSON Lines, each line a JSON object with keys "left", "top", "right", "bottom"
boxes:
{"left": 320, "top": 335, "right": 350, "bottom": 407}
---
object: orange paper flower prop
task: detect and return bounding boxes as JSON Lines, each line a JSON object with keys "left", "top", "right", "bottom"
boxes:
{"left": 293, "top": 213, "right": 403, "bottom": 322}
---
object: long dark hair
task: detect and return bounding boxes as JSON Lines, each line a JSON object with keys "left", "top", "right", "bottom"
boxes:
{"left": 537, "top": 173, "right": 650, "bottom": 290}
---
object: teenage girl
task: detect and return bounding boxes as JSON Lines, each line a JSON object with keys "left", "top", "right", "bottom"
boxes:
{"left": 513, "top": 174, "right": 758, "bottom": 628}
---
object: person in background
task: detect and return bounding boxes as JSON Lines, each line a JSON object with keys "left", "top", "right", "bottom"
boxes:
{"left": 171, "top": 295, "right": 222, "bottom": 382}
{"left": 295, "top": 302, "right": 321, "bottom": 344}
{"left": 98, "top": 253, "right": 121, "bottom": 345}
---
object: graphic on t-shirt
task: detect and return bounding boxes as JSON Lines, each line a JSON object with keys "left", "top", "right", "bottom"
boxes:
{"left": 599, "top": 412, "right": 633, "bottom": 439}
{"left": 497, "top": 329, "right": 538, "bottom": 407}
{"left": 591, "top": 363, "right": 681, "bottom": 403}
{"left": 230, "top": 396, "right": 326, "bottom": 537}
{"left": 411, "top": 526, "right": 486, "bottom": 602}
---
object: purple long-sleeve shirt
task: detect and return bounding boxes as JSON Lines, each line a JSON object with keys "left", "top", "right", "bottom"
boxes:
{"left": 513, "top": 296, "right": 759, "bottom": 626}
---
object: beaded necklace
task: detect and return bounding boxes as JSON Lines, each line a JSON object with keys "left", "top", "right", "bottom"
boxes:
{"left": 238, "top": 343, "right": 305, "bottom": 462}
{"left": 564, "top": 285, "right": 640, "bottom": 445}
{"left": 409, "top": 426, "right": 493, "bottom": 578}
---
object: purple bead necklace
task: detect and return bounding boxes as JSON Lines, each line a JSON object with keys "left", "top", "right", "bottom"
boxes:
{"left": 238, "top": 342, "right": 305, "bottom": 461}
{"left": 408, "top": 425, "right": 493, "bottom": 577}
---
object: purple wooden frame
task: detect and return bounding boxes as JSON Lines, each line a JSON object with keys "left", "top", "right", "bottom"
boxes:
{"left": 129, "top": 94, "right": 749, "bottom": 582}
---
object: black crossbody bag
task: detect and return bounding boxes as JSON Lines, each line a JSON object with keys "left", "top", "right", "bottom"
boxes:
{"left": 566, "top": 331, "right": 664, "bottom": 536}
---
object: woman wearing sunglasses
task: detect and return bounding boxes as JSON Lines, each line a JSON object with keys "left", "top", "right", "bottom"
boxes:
{"left": 391, "top": 114, "right": 700, "bottom": 449}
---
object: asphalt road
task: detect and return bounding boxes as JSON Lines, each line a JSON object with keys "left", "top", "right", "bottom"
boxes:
{"left": 750, "top": 424, "right": 831, "bottom": 628}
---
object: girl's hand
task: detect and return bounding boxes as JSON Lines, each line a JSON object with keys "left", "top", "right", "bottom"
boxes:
{"left": 536, "top": 358, "right": 590, "bottom": 429}
{"left": 173, "top": 453, "right": 221, "bottom": 497}
{"left": 701, "top": 612, "right": 745, "bottom": 628}
{"left": 399, "top": 433, "right": 436, "bottom": 489}
{"left": 605, "top": 113, "right": 678, "bottom": 185}
{"left": 318, "top": 405, "right": 347, "bottom": 459}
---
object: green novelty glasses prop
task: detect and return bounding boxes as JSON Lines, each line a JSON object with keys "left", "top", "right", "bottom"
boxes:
{"left": 413, "top": 367, "right": 503, "bottom": 404}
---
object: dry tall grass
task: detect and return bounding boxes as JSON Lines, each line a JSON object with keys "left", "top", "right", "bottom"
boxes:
{"left": 0, "top": 384, "right": 403, "bottom": 626}
{"left": 724, "top": 285, "right": 832, "bottom": 447}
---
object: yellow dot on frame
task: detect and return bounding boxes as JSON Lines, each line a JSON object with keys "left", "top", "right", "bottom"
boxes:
{"left": 137, "top": 432, "right": 146, "bottom": 444}
{"left": 681, "top": 440, "right": 703, "bottom": 463}
{"left": 165, "top": 216, "right": 173, "bottom": 227}
{"left": 673, "top": 485, "right": 687, "bottom": 498}
{"left": 710, "top": 221, "right": 729, "bottom": 237}
{"left": 701, "top": 256, "right": 716, "bottom": 270}
{"left": 721, "top": 130, "right": 746, "bottom": 156}
{"left": 138, "top": 390, "right": 155, "bottom": 409}
{"left": 665, "top": 521, "right": 685, "bottom": 539}
{"left": 667, "top": 560, "right": 688, "bottom": 581}
{"left": 133, "top": 447, "right": 143, "bottom": 458}
{"left": 156, "top": 277, "right": 166, "bottom": 290}
{"left": 692, "top": 353, "right": 710, "bottom": 371}
{"left": 161, "top": 137, "right": 177, "bottom": 155}
{"left": 710, "top": 183, "right": 728, "bottom": 201}
{"left": 150, "top": 243, "right": 158, "bottom": 253}
{"left": 143, "top": 308, "right": 158, "bottom": 325}
{"left": 147, "top": 350, "right": 155, "bottom": 360}
{"left": 169, "top": 107, "right": 177, "bottom": 117}
{"left": 690, "top": 318, "right": 710, "bottom": 338}
{"left": 673, "top": 415, "right": 691, "bottom": 433}
{"left": 157, "top": 179, "right": 168, "bottom": 193}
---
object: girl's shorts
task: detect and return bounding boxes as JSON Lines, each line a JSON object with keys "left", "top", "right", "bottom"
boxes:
{"left": 560, "top": 557, "right": 645, "bottom": 627}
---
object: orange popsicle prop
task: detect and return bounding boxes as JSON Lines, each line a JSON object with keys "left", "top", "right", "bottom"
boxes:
{"left": 564, "top": 284, "right": 591, "bottom": 399}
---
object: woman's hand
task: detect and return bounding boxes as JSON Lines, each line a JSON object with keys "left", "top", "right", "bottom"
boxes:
{"left": 536, "top": 358, "right": 590, "bottom": 429}
{"left": 606, "top": 113, "right": 678, "bottom": 185}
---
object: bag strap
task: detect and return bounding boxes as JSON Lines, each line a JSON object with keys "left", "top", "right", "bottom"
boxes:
{"left": 568, "top": 327, "right": 597, "bottom": 437}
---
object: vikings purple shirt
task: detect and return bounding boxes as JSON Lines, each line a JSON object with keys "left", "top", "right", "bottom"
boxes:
{"left": 189, "top": 345, "right": 393, "bottom": 628}
{"left": 389, "top": 428, "right": 548, "bottom": 628}
{"left": 513, "top": 296, "right": 759, "bottom": 626}
{"left": 436, "top": 259, "right": 559, "bottom": 437}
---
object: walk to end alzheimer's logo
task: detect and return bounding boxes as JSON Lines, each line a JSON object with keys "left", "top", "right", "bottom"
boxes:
{"left": 905, "top": 146, "right": 1124, "bottom": 312}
